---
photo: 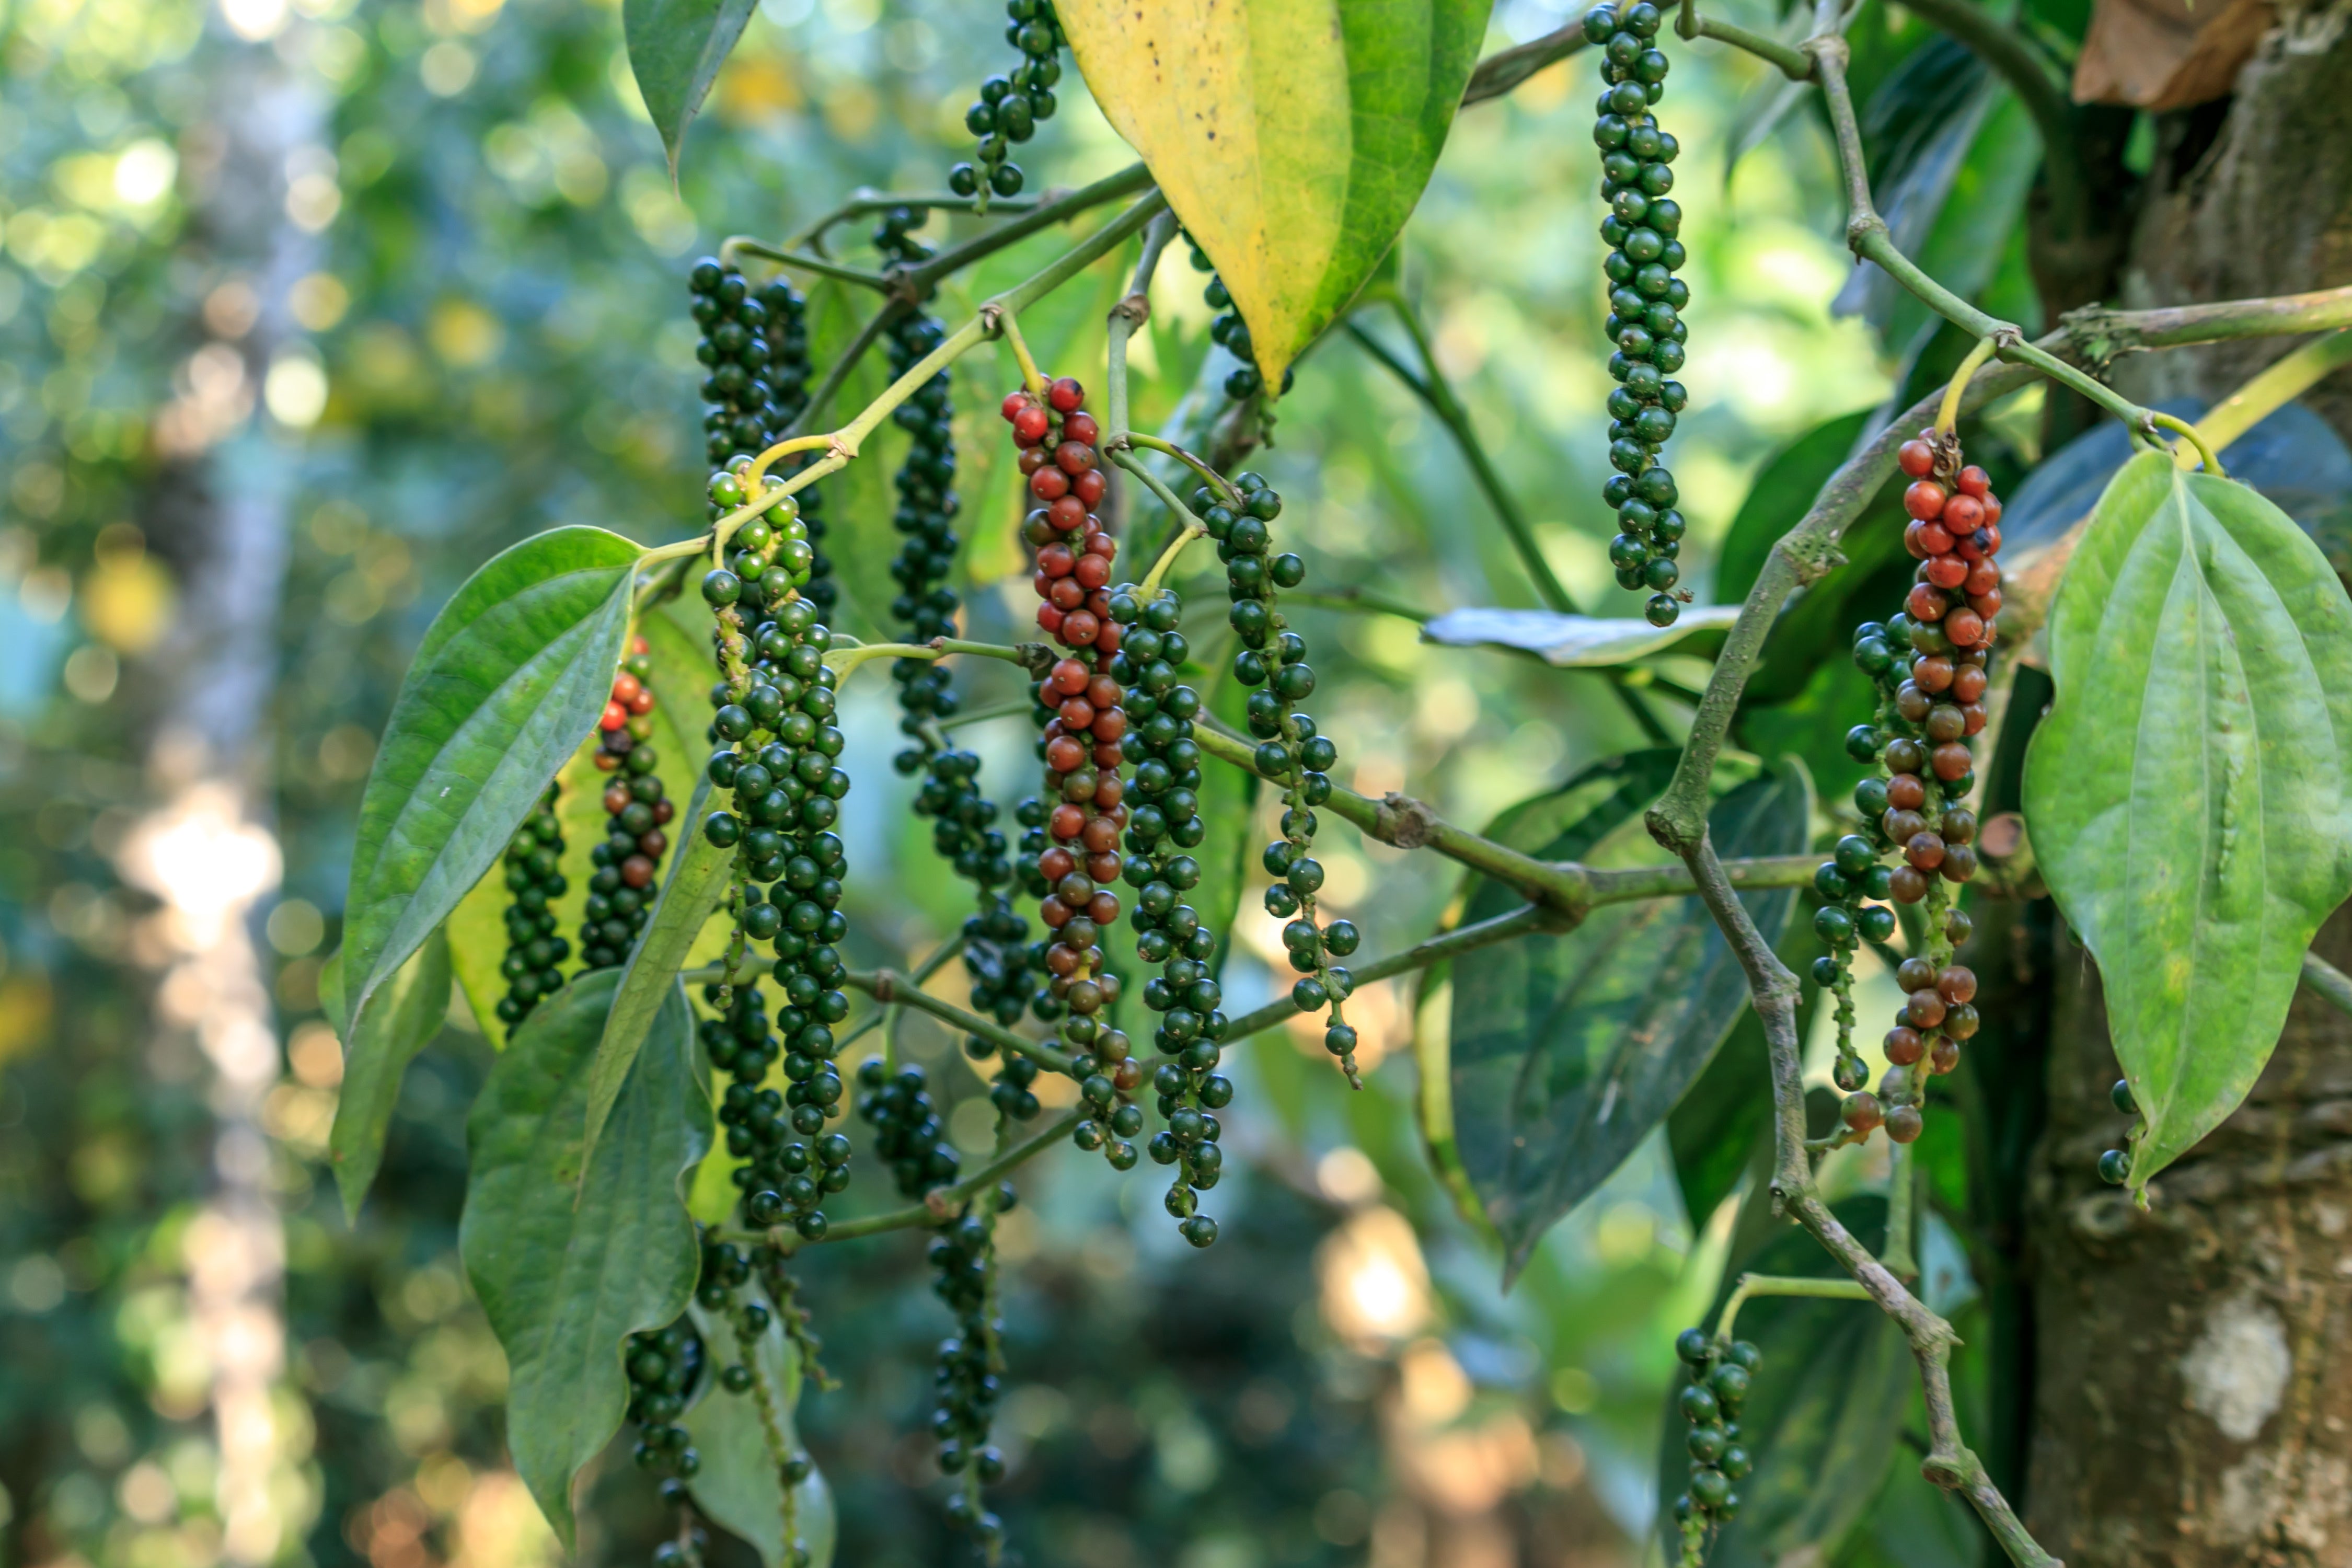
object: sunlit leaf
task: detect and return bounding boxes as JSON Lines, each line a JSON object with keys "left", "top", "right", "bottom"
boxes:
{"left": 1059, "top": 0, "right": 1492, "bottom": 391}
{"left": 344, "top": 527, "right": 641, "bottom": 1042}
{"left": 327, "top": 926, "right": 452, "bottom": 1218}
{"left": 683, "top": 1295, "right": 838, "bottom": 1568}
{"left": 460, "top": 969, "right": 709, "bottom": 1547}
{"left": 624, "top": 0, "right": 759, "bottom": 181}
{"left": 2023, "top": 454, "right": 2352, "bottom": 1190}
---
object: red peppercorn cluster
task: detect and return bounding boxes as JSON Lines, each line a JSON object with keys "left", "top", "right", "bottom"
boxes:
{"left": 1888, "top": 430, "right": 2002, "bottom": 883}
{"left": 1822, "top": 429, "right": 2008, "bottom": 1145}
{"left": 1002, "top": 376, "right": 1133, "bottom": 1068}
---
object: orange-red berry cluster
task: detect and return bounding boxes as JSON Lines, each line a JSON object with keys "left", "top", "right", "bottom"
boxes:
{"left": 1002, "top": 376, "right": 1126, "bottom": 1019}
{"left": 581, "top": 639, "right": 676, "bottom": 971}
{"left": 1892, "top": 431, "right": 2003, "bottom": 800}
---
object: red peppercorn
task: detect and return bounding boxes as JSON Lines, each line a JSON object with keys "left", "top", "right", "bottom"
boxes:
{"left": 1012, "top": 405, "right": 1050, "bottom": 445}
{"left": 1908, "top": 583, "right": 1949, "bottom": 622}
{"left": 1048, "top": 376, "right": 1085, "bottom": 413}
{"left": 1944, "top": 607, "right": 1986, "bottom": 648}
{"left": 1886, "top": 773, "right": 1926, "bottom": 810}
{"left": 1955, "top": 465, "right": 1990, "bottom": 497}
{"left": 1942, "top": 493, "right": 1985, "bottom": 533}
{"left": 1926, "top": 555, "right": 1969, "bottom": 590}
{"left": 1950, "top": 665, "right": 1987, "bottom": 704}
{"left": 1905, "top": 480, "right": 1947, "bottom": 520}
{"left": 1929, "top": 1036, "right": 1962, "bottom": 1074}
{"left": 1884, "top": 1027, "right": 1926, "bottom": 1066}
{"left": 1931, "top": 742, "right": 1973, "bottom": 781}
{"left": 1031, "top": 466, "right": 1070, "bottom": 501}
{"left": 1906, "top": 988, "right": 1947, "bottom": 1028}
{"left": 1898, "top": 439, "right": 1936, "bottom": 478}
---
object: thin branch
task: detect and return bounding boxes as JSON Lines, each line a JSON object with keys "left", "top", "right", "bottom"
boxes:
{"left": 1344, "top": 307, "right": 1673, "bottom": 746}
{"left": 780, "top": 299, "right": 904, "bottom": 442}
{"left": 1222, "top": 903, "right": 1558, "bottom": 1043}
{"left": 722, "top": 237, "right": 892, "bottom": 292}
{"left": 2194, "top": 328, "right": 2352, "bottom": 456}
{"left": 903, "top": 162, "right": 1157, "bottom": 294}
{"left": 1462, "top": 21, "right": 1588, "bottom": 104}
{"left": 745, "top": 1112, "right": 1087, "bottom": 1251}
{"left": 786, "top": 188, "right": 1048, "bottom": 253}
{"left": 1191, "top": 717, "right": 1819, "bottom": 916}
{"left": 842, "top": 968, "right": 1075, "bottom": 1076}
{"left": 2304, "top": 950, "right": 2352, "bottom": 1020}
{"left": 1676, "top": 8, "right": 1813, "bottom": 78}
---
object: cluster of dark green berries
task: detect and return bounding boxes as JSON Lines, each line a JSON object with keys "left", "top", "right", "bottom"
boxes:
{"left": 689, "top": 258, "right": 835, "bottom": 615}
{"left": 699, "top": 525, "right": 854, "bottom": 1237}
{"left": 1180, "top": 234, "right": 1293, "bottom": 403}
{"left": 1668, "top": 1328, "right": 1758, "bottom": 1561}
{"left": 951, "top": 0, "right": 1063, "bottom": 202}
{"left": 626, "top": 1317, "right": 707, "bottom": 1477}
{"left": 856, "top": 1059, "right": 963, "bottom": 1198}
{"left": 580, "top": 640, "right": 673, "bottom": 972}
{"left": 928, "top": 1201, "right": 1012, "bottom": 1546}
{"left": 495, "top": 789, "right": 569, "bottom": 1025}
{"left": 708, "top": 984, "right": 855, "bottom": 1237}
{"left": 2100, "top": 1078, "right": 2138, "bottom": 1186}
{"left": 1090, "top": 585, "right": 1225, "bottom": 1241}
{"left": 704, "top": 465, "right": 818, "bottom": 619}
{"left": 1581, "top": 1, "right": 1692, "bottom": 628}
{"left": 1201, "top": 477, "right": 1363, "bottom": 1077}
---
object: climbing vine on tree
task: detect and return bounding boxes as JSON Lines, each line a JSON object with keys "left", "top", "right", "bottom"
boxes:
{"left": 329, "top": 1, "right": 2352, "bottom": 1564}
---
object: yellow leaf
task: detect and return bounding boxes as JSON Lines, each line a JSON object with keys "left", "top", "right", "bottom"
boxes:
{"left": 1060, "top": 0, "right": 1492, "bottom": 390}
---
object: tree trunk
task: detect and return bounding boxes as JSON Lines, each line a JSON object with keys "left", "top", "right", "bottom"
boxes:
{"left": 2023, "top": 10, "right": 2352, "bottom": 1558}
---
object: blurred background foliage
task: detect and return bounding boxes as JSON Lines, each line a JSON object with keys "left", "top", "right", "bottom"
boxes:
{"left": 0, "top": 0, "right": 2089, "bottom": 1559}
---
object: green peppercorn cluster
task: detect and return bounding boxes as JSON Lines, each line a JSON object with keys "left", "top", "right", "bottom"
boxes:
{"left": 2100, "top": 1078, "right": 2138, "bottom": 1186}
{"left": 1668, "top": 1328, "right": 1758, "bottom": 1562}
{"left": 704, "top": 983, "right": 853, "bottom": 1237}
{"left": 495, "top": 789, "right": 570, "bottom": 1026}
{"left": 1182, "top": 233, "right": 1292, "bottom": 403}
{"left": 1808, "top": 829, "right": 1896, "bottom": 1099}
{"left": 697, "top": 516, "right": 854, "bottom": 1240}
{"left": 855, "top": 1059, "right": 963, "bottom": 1198}
{"left": 951, "top": 0, "right": 1064, "bottom": 202}
{"left": 1065, "top": 1020, "right": 1140, "bottom": 1170}
{"left": 1580, "top": 1, "right": 1692, "bottom": 628}
{"left": 1201, "top": 476, "right": 1363, "bottom": 1077}
{"left": 580, "top": 648, "right": 672, "bottom": 972}
{"left": 984, "top": 1048, "right": 1043, "bottom": 1123}
{"left": 927, "top": 1199, "right": 1011, "bottom": 1548}
{"left": 868, "top": 210, "right": 1036, "bottom": 1030}
{"left": 1092, "top": 584, "right": 1231, "bottom": 1243}
{"left": 689, "top": 260, "right": 835, "bottom": 616}
{"left": 626, "top": 1317, "right": 707, "bottom": 1478}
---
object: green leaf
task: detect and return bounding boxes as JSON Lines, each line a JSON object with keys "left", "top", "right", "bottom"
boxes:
{"left": 1450, "top": 757, "right": 1812, "bottom": 1279}
{"left": 344, "top": 527, "right": 642, "bottom": 1042}
{"left": 683, "top": 1297, "right": 838, "bottom": 1568}
{"left": 624, "top": 0, "right": 758, "bottom": 182}
{"left": 1716, "top": 410, "right": 1877, "bottom": 603}
{"left": 2023, "top": 454, "right": 2352, "bottom": 1189}
{"left": 460, "top": 969, "right": 710, "bottom": 1546}
{"left": 327, "top": 926, "right": 452, "bottom": 1218}
{"left": 1058, "top": 0, "right": 1493, "bottom": 391}
{"left": 1418, "top": 604, "right": 1740, "bottom": 665}
{"left": 586, "top": 771, "right": 731, "bottom": 1167}
{"left": 1656, "top": 1196, "right": 1910, "bottom": 1567}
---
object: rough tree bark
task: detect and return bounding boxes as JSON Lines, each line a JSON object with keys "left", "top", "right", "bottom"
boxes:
{"left": 2024, "top": 7, "right": 2352, "bottom": 1560}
